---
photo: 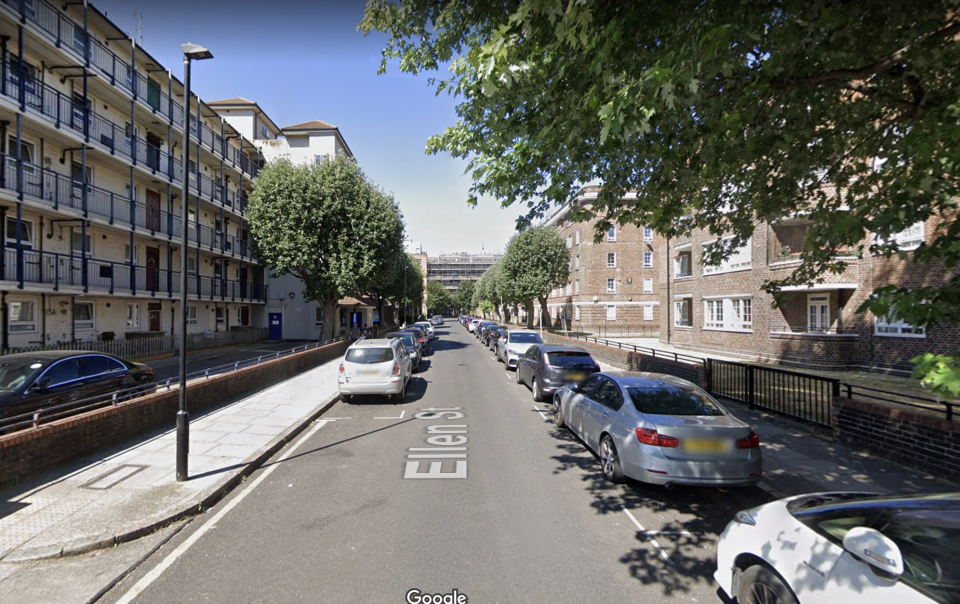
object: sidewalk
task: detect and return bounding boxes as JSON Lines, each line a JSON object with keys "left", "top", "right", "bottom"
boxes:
{"left": 0, "top": 358, "right": 341, "bottom": 563}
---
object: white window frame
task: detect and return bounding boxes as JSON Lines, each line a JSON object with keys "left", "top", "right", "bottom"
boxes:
{"left": 216, "top": 307, "right": 226, "bottom": 325}
{"left": 5, "top": 217, "right": 35, "bottom": 249}
{"left": 566, "top": 234, "right": 573, "bottom": 248}
{"left": 124, "top": 243, "right": 138, "bottom": 265}
{"left": 5, "top": 135, "right": 37, "bottom": 175}
{"left": 704, "top": 299, "right": 724, "bottom": 329}
{"left": 9, "top": 299, "right": 37, "bottom": 332}
{"left": 643, "top": 251, "right": 653, "bottom": 268}
{"left": 731, "top": 297, "right": 753, "bottom": 331}
{"left": 606, "top": 305, "right": 616, "bottom": 321}
{"left": 565, "top": 282, "right": 572, "bottom": 295}
{"left": 71, "top": 231, "right": 92, "bottom": 256}
{"left": 607, "top": 226, "right": 617, "bottom": 242}
{"left": 575, "top": 254, "right": 580, "bottom": 270}
{"left": 643, "top": 305, "right": 653, "bottom": 321}
{"left": 674, "top": 299, "right": 692, "bottom": 327}
{"left": 807, "top": 294, "right": 831, "bottom": 333}
{"left": 126, "top": 303, "right": 140, "bottom": 328}
{"left": 575, "top": 229, "right": 581, "bottom": 245}
{"left": 314, "top": 306, "right": 324, "bottom": 327}
{"left": 703, "top": 237, "right": 753, "bottom": 275}
{"left": 574, "top": 305, "right": 580, "bottom": 321}
{"left": 674, "top": 251, "right": 692, "bottom": 278}
{"left": 881, "top": 221, "right": 925, "bottom": 252}
{"left": 187, "top": 305, "right": 198, "bottom": 325}
{"left": 607, "top": 252, "right": 616, "bottom": 268}
{"left": 74, "top": 301, "right": 95, "bottom": 330}
{"left": 643, "top": 226, "right": 653, "bottom": 242}
{"left": 187, "top": 256, "right": 197, "bottom": 275}
{"left": 875, "top": 308, "right": 925, "bottom": 338}
{"left": 575, "top": 280, "right": 580, "bottom": 295}
{"left": 606, "top": 278, "right": 616, "bottom": 293}
{"left": 643, "top": 278, "right": 653, "bottom": 294}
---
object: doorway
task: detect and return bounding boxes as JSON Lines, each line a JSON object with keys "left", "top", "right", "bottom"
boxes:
{"left": 268, "top": 312, "right": 282, "bottom": 340}
{"left": 148, "top": 302, "right": 161, "bottom": 332}
{"left": 146, "top": 246, "right": 159, "bottom": 293}
{"left": 146, "top": 190, "right": 161, "bottom": 232}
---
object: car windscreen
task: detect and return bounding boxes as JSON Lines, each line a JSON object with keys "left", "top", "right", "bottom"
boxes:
{"left": 545, "top": 352, "right": 596, "bottom": 369}
{"left": 345, "top": 348, "right": 395, "bottom": 364}
{"left": 0, "top": 359, "right": 43, "bottom": 391}
{"left": 627, "top": 385, "right": 726, "bottom": 416}
{"left": 391, "top": 334, "right": 416, "bottom": 347}
{"left": 510, "top": 333, "right": 542, "bottom": 344}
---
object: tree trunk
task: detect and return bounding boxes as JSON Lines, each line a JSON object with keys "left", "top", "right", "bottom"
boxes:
{"left": 504, "top": 305, "right": 511, "bottom": 323}
{"left": 322, "top": 298, "right": 339, "bottom": 340}
{"left": 538, "top": 296, "right": 550, "bottom": 329}
{"left": 525, "top": 299, "right": 535, "bottom": 329}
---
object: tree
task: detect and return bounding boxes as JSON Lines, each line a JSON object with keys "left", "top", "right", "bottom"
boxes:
{"left": 500, "top": 227, "right": 569, "bottom": 328}
{"left": 353, "top": 190, "right": 407, "bottom": 328}
{"left": 453, "top": 279, "right": 476, "bottom": 314}
{"left": 363, "top": 1, "right": 960, "bottom": 375}
{"left": 398, "top": 254, "right": 425, "bottom": 324}
{"left": 426, "top": 280, "right": 454, "bottom": 315}
{"left": 247, "top": 156, "right": 400, "bottom": 339}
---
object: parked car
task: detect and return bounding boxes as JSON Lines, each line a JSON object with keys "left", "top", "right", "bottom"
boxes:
{"left": 487, "top": 327, "right": 507, "bottom": 351}
{"left": 715, "top": 491, "right": 960, "bottom": 604}
{"left": 0, "top": 350, "right": 157, "bottom": 424}
{"left": 338, "top": 338, "right": 411, "bottom": 403}
{"left": 495, "top": 329, "right": 544, "bottom": 368}
{"left": 467, "top": 318, "right": 482, "bottom": 333}
{"left": 431, "top": 315, "right": 443, "bottom": 325}
{"left": 414, "top": 321, "right": 436, "bottom": 340}
{"left": 385, "top": 332, "right": 421, "bottom": 372}
{"left": 554, "top": 371, "right": 762, "bottom": 486}
{"left": 515, "top": 344, "right": 600, "bottom": 402}
{"left": 397, "top": 327, "right": 429, "bottom": 356}
{"left": 477, "top": 322, "right": 498, "bottom": 341}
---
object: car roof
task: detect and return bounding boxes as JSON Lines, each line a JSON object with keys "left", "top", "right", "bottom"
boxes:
{"left": 592, "top": 371, "right": 696, "bottom": 388}
{"left": 793, "top": 492, "right": 960, "bottom": 516}
{"left": 537, "top": 344, "right": 590, "bottom": 354}
{"left": 508, "top": 329, "right": 539, "bottom": 334}
{"left": 349, "top": 338, "right": 396, "bottom": 348}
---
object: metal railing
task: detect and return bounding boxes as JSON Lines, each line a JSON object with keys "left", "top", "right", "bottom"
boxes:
{"left": 3, "top": 334, "right": 176, "bottom": 359}
{"left": 553, "top": 331, "right": 704, "bottom": 365}
{"left": 0, "top": 337, "right": 346, "bottom": 434}
{"left": 840, "top": 383, "right": 957, "bottom": 421}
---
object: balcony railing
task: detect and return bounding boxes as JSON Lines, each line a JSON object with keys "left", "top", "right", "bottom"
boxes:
{"left": 1, "top": 154, "right": 255, "bottom": 260}
{"left": 770, "top": 325, "right": 856, "bottom": 336}
{"left": 2, "top": 247, "right": 267, "bottom": 301}
{"left": 0, "top": 0, "right": 259, "bottom": 179}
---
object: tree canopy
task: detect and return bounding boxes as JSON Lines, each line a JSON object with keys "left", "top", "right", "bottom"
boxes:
{"left": 426, "top": 280, "right": 454, "bottom": 315}
{"left": 500, "top": 227, "right": 569, "bottom": 328}
{"left": 361, "top": 1, "right": 960, "bottom": 331}
{"left": 453, "top": 279, "right": 476, "bottom": 314}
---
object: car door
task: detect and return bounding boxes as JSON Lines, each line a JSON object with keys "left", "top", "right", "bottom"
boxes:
{"left": 519, "top": 345, "right": 539, "bottom": 385}
{"left": 579, "top": 377, "right": 621, "bottom": 450}
{"left": 568, "top": 374, "right": 603, "bottom": 441}
{"left": 78, "top": 355, "right": 130, "bottom": 399}
{"left": 30, "top": 357, "right": 88, "bottom": 411}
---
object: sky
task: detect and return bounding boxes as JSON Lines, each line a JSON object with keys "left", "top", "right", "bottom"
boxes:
{"left": 89, "top": 0, "right": 526, "bottom": 256}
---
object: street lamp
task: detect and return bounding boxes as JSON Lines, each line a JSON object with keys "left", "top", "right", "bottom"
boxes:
{"left": 177, "top": 42, "right": 213, "bottom": 483}
{"left": 403, "top": 263, "right": 407, "bottom": 326}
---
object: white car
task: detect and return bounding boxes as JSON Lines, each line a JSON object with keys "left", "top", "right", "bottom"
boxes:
{"left": 715, "top": 491, "right": 960, "bottom": 604}
{"left": 338, "top": 339, "right": 411, "bottom": 402}
{"left": 430, "top": 315, "right": 443, "bottom": 325}
{"left": 495, "top": 329, "right": 544, "bottom": 368}
{"left": 414, "top": 321, "right": 436, "bottom": 340}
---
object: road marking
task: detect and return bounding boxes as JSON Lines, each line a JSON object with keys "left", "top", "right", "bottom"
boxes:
{"left": 113, "top": 419, "right": 331, "bottom": 604}
{"left": 532, "top": 405, "right": 551, "bottom": 421}
{"left": 623, "top": 506, "right": 675, "bottom": 567}
{"left": 322, "top": 417, "right": 351, "bottom": 420}
{"left": 643, "top": 530, "right": 701, "bottom": 538}
{"left": 374, "top": 410, "right": 406, "bottom": 420}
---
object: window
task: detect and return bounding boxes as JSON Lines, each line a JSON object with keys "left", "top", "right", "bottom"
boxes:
{"left": 575, "top": 254, "right": 580, "bottom": 270}
{"left": 704, "top": 299, "right": 724, "bottom": 329}
{"left": 187, "top": 256, "right": 197, "bottom": 274}
{"left": 607, "top": 252, "right": 616, "bottom": 268}
{"left": 567, "top": 259, "right": 572, "bottom": 272}
{"left": 261, "top": 125, "right": 269, "bottom": 137}
{"left": 875, "top": 309, "right": 925, "bottom": 337}
{"left": 731, "top": 298, "right": 753, "bottom": 330}
{"left": 606, "top": 305, "right": 616, "bottom": 321}
{"left": 314, "top": 306, "right": 324, "bottom": 327}
{"left": 216, "top": 307, "right": 225, "bottom": 325}
{"left": 72, "top": 24, "right": 89, "bottom": 57}
{"left": 5, "top": 136, "right": 36, "bottom": 173}
{"left": 126, "top": 303, "right": 140, "bottom": 328}
{"left": 71, "top": 231, "right": 92, "bottom": 256}
{"left": 607, "top": 226, "right": 616, "bottom": 242}
{"left": 565, "top": 282, "right": 571, "bottom": 295}
{"left": 314, "top": 154, "right": 330, "bottom": 165}
{"left": 9, "top": 300, "right": 36, "bottom": 332}
{"left": 575, "top": 229, "right": 580, "bottom": 245}
{"left": 703, "top": 237, "right": 753, "bottom": 275}
{"left": 5, "top": 217, "right": 34, "bottom": 249}
{"left": 80, "top": 355, "right": 124, "bottom": 377}
{"left": 606, "top": 278, "right": 616, "bottom": 293}
{"left": 643, "top": 278, "right": 653, "bottom": 294}
{"left": 187, "top": 305, "right": 198, "bottom": 325}
{"left": 643, "top": 305, "right": 653, "bottom": 321}
{"left": 7, "top": 56, "right": 38, "bottom": 96}
{"left": 187, "top": 208, "right": 196, "bottom": 224}
{"left": 883, "top": 221, "right": 925, "bottom": 252}
{"left": 575, "top": 280, "right": 580, "bottom": 294}
{"left": 146, "top": 78, "right": 161, "bottom": 111}
{"left": 124, "top": 243, "right": 138, "bottom": 265}
{"left": 574, "top": 306, "right": 580, "bottom": 321}
{"left": 807, "top": 294, "right": 830, "bottom": 332}
{"left": 643, "top": 226, "right": 653, "bottom": 242}
{"left": 566, "top": 234, "right": 573, "bottom": 248}
{"left": 674, "top": 251, "right": 692, "bottom": 278}
{"left": 643, "top": 251, "right": 653, "bottom": 268}
{"left": 674, "top": 299, "right": 692, "bottom": 327}
{"left": 74, "top": 302, "right": 95, "bottom": 330}
{"left": 43, "top": 358, "right": 81, "bottom": 387}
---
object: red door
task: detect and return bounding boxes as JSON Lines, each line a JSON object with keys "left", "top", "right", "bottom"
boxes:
{"left": 148, "top": 302, "right": 161, "bottom": 331}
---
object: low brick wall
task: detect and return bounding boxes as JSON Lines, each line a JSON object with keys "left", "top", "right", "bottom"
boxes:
{"left": 836, "top": 397, "right": 960, "bottom": 482}
{"left": 541, "top": 332, "right": 707, "bottom": 387}
{"left": 0, "top": 340, "right": 349, "bottom": 488}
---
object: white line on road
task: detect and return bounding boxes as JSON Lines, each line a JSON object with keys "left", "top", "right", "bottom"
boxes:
{"left": 643, "top": 530, "right": 701, "bottom": 538}
{"left": 532, "top": 405, "right": 550, "bottom": 421}
{"left": 113, "top": 419, "right": 332, "bottom": 604}
{"left": 374, "top": 410, "right": 406, "bottom": 420}
{"left": 623, "top": 506, "right": 675, "bottom": 567}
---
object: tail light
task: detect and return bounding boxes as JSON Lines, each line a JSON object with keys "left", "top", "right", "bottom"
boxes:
{"left": 339, "top": 363, "right": 344, "bottom": 374}
{"left": 736, "top": 431, "right": 760, "bottom": 449}
{"left": 393, "top": 363, "right": 401, "bottom": 375}
{"left": 636, "top": 428, "right": 679, "bottom": 448}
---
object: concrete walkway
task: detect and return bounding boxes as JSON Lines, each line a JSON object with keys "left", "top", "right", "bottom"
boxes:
{"left": 0, "top": 358, "right": 340, "bottom": 563}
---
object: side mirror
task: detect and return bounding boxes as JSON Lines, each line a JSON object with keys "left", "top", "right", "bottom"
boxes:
{"left": 30, "top": 376, "right": 53, "bottom": 393}
{"left": 569, "top": 383, "right": 580, "bottom": 393}
{"left": 842, "top": 527, "right": 904, "bottom": 579}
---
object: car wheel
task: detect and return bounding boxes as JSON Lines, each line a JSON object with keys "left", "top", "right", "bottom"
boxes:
{"left": 397, "top": 381, "right": 406, "bottom": 404}
{"left": 342, "top": 394, "right": 353, "bottom": 404}
{"left": 531, "top": 377, "right": 544, "bottom": 402}
{"left": 739, "top": 565, "right": 798, "bottom": 604}
{"left": 600, "top": 435, "right": 625, "bottom": 483}
{"left": 516, "top": 366, "right": 523, "bottom": 385}
{"left": 554, "top": 398, "right": 566, "bottom": 428}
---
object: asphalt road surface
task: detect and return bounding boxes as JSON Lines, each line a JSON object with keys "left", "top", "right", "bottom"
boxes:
{"left": 104, "top": 323, "right": 773, "bottom": 603}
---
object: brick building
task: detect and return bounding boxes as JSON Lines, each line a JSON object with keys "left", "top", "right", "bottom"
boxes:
{"left": 542, "top": 187, "right": 661, "bottom": 336}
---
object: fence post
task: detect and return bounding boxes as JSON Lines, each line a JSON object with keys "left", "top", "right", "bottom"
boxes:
{"left": 705, "top": 358, "right": 713, "bottom": 393}
{"left": 747, "top": 365, "right": 755, "bottom": 410}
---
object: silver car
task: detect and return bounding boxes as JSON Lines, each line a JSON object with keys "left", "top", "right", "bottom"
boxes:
{"left": 413, "top": 321, "right": 436, "bottom": 340}
{"left": 495, "top": 329, "right": 544, "bottom": 368}
{"left": 554, "top": 371, "right": 762, "bottom": 488}
{"left": 338, "top": 339, "right": 412, "bottom": 403}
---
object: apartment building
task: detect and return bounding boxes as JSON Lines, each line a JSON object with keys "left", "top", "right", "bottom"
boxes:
{"left": 427, "top": 251, "right": 503, "bottom": 295}
{"left": 543, "top": 187, "right": 661, "bottom": 335}
{"left": 0, "top": 0, "right": 267, "bottom": 350}
{"left": 664, "top": 214, "right": 959, "bottom": 372}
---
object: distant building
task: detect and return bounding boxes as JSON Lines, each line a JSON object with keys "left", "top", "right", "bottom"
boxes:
{"left": 427, "top": 251, "right": 504, "bottom": 295}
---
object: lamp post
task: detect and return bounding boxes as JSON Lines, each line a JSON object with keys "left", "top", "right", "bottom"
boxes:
{"left": 403, "top": 263, "right": 408, "bottom": 326}
{"left": 177, "top": 42, "right": 213, "bottom": 483}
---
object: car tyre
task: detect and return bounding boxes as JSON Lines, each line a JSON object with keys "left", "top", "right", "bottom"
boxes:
{"left": 600, "top": 435, "right": 625, "bottom": 484}
{"left": 739, "top": 565, "right": 798, "bottom": 604}
{"left": 343, "top": 394, "right": 353, "bottom": 404}
{"left": 516, "top": 366, "right": 523, "bottom": 385}
{"left": 531, "top": 377, "right": 544, "bottom": 402}
{"left": 554, "top": 398, "right": 566, "bottom": 428}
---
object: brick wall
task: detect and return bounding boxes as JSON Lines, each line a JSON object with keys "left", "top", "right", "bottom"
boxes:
{"left": 0, "top": 340, "right": 349, "bottom": 488}
{"left": 836, "top": 397, "right": 960, "bottom": 482}
{"left": 541, "top": 332, "right": 707, "bottom": 387}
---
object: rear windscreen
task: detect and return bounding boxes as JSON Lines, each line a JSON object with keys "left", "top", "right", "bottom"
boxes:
{"left": 345, "top": 348, "right": 395, "bottom": 364}
{"left": 546, "top": 352, "right": 596, "bottom": 369}
{"left": 627, "top": 386, "right": 725, "bottom": 416}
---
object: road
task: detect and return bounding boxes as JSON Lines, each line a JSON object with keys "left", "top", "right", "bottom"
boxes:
{"left": 104, "top": 323, "right": 772, "bottom": 603}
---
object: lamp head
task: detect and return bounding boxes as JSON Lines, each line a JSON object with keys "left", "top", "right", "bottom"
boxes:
{"left": 181, "top": 42, "right": 213, "bottom": 60}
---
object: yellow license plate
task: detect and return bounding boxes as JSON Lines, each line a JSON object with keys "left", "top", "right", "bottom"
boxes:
{"left": 357, "top": 369, "right": 377, "bottom": 377}
{"left": 567, "top": 373, "right": 585, "bottom": 381}
{"left": 684, "top": 438, "right": 728, "bottom": 453}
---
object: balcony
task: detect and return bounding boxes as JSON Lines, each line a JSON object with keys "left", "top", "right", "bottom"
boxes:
{"left": 1, "top": 247, "right": 267, "bottom": 302}
{"left": 1, "top": 154, "right": 256, "bottom": 260}
{"left": 0, "top": 0, "right": 258, "bottom": 178}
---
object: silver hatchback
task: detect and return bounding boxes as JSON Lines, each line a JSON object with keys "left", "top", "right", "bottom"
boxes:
{"left": 554, "top": 371, "right": 762, "bottom": 488}
{"left": 338, "top": 339, "right": 412, "bottom": 403}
